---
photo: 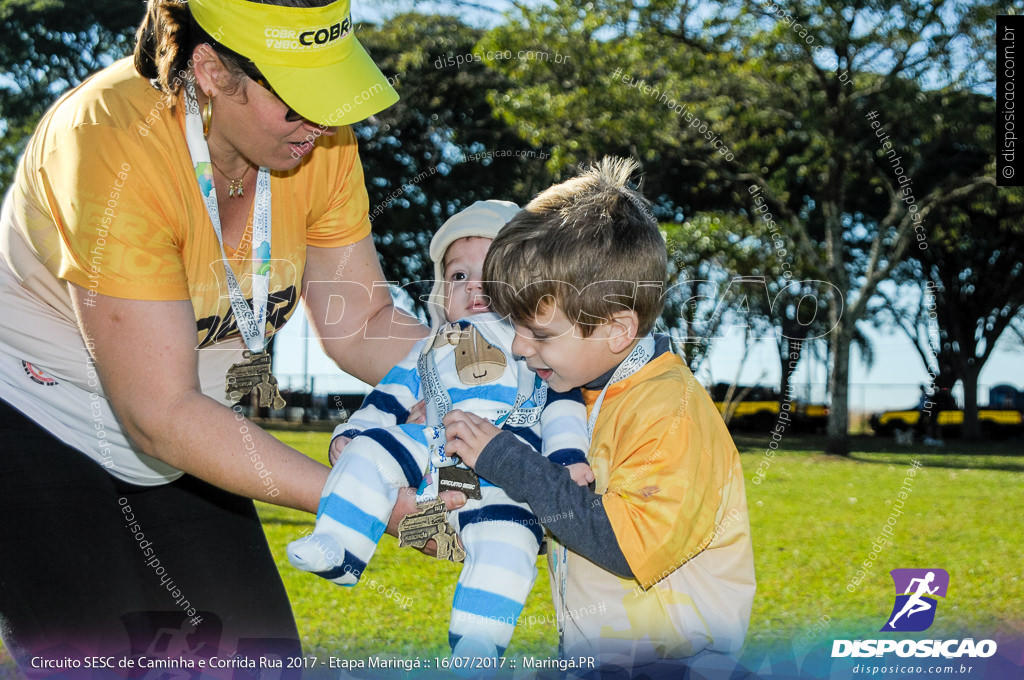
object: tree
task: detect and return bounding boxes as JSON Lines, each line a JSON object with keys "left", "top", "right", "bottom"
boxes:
{"left": 661, "top": 213, "right": 839, "bottom": 399}
{"left": 0, "top": 0, "right": 141, "bottom": 189}
{"left": 352, "top": 13, "right": 556, "bottom": 314}
{"left": 872, "top": 185, "right": 1024, "bottom": 439}
{"left": 479, "top": 0, "right": 998, "bottom": 454}
{"left": 477, "top": 0, "right": 747, "bottom": 219}
{"left": 661, "top": 215, "right": 761, "bottom": 374}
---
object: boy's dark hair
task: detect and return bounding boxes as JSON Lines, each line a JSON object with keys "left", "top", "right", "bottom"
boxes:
{"left": 483, "top": 156, "right": 667, "bottom": 336}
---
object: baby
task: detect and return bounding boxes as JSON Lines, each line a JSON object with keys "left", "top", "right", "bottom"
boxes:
{"left": 288, "top": 200, "right": 592, "bottom": 659}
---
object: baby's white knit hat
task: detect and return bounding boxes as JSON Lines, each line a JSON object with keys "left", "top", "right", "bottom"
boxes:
{"left": 427, "top": 199, "right": 521, "bottom": 328}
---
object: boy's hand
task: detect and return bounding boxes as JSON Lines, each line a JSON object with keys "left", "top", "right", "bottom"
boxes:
{"left": 443, "top": 409, "right": 501, "bottom": 469}
{"left": 566, "top": 462, "right": 595, "bottom": 486}
{"left": 328, "top": 436, "right": 352, "bottom": 466}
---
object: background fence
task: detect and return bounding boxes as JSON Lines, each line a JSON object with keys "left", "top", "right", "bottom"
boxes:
{"left": 260, "top": 375, "right": 1014, "bottom": 435}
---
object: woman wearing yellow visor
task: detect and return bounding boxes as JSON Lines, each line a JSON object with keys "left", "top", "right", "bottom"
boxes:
{"left": 0, "top": 0, "right": 443, "bottom": 672}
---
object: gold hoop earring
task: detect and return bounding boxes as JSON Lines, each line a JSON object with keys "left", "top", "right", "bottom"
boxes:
{"left": 202, "top": 97, "right": 213, "bottom": 137}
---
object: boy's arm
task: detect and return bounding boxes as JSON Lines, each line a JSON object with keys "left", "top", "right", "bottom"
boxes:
{"left": 475, "top": 431, "right": 633, "bottom": 578}
{"left": 452, "top": 386, "right": 737, "bottom": 589}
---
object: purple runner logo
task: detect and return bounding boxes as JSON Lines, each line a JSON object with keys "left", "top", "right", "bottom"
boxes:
{"left": 881, "top": 568, "right": 949, "bottom": 632}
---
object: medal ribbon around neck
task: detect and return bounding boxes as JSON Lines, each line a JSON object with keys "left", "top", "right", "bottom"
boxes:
{"left": 586, "top": 334, "right": 657, "bottom": 440}
{"left": 554, "top": 333, "right": 657, "bottom": 649}
{"left": 413, "top": 325, "right": 543, "bottom": 504}
{"left": 184, "top": 81, "right": 273, "bottom": 354}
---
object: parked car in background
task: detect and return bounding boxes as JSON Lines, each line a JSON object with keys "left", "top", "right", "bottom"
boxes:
{"left": 710, "top": 383, "right": 829, "bottom": 433}
{"left": 869, "top": 384, "right": 1024, "bottom": 439}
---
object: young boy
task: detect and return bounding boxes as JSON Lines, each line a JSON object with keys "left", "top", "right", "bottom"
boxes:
{"left": 287, "top": 200, "right": 592, "bottom": 660}
{"left": 443, "top": 159, "right": 756, "bottom": 674}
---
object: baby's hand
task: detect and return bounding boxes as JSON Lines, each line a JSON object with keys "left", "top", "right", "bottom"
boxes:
{"left": 566, "top": 462, "right": 595, "bottom": 486}
{"left": 406, "top": 400, "right": 427, "bottom": 425}
{"left": 328, "top": 436, "right": 352, "bottom": 466}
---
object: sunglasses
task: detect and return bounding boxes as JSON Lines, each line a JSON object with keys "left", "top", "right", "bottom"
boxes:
{"left": 249, "top": 73, "right": 306, "bottom": 123}
{"left": 241, "top": 61, "right": 305, "bottom": 122}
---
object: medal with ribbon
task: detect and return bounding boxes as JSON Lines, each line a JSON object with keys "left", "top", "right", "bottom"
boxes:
{"left": 398, "top": 322, "right": 542, "bottom": 562}
{"left": 183, "top": 81, "right": 285, "bottom": 409}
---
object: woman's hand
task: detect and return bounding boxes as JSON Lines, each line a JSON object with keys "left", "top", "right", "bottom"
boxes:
{"left": 328, "top": 436, "right": 351, "bottom": 466}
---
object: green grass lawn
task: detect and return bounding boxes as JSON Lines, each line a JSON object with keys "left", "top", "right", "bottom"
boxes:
{"left": 731, "top": 434, "right": 1024, "bottom": 646}
{"left": 263, "top": 432, "right": 1024, "bottom": 661}
{"left": 2, "top": 431, "right": 1022, "bottom": 675}
{"left": 266, "top": 430, "right": 1024, "bottom": 659}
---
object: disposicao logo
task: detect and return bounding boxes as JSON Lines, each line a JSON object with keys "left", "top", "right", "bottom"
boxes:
{"left": 832, "top": 568, "right": 997, "bottom": 659}
{"left": 882, "top": 568, "right": 949, "bottom": 632}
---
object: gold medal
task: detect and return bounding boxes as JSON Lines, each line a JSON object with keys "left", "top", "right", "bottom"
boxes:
{"left": 397, "top": 499, "right": 466, "bottom": 563}
{"left": 225, "top": 350, "right": 287, "bottom": 409}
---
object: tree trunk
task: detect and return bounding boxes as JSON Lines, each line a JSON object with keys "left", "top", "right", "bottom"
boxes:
{"left": 934, "top": 369, "right": 957, "bottom": 391}
{"left": 961, "top": 367, "right": 981, "bottom": 440}
{"left": 778, "top": 343, "right": 791, "bottom": 403}
{"left": 826, "top": 319, "right": 852, "bottom": 456}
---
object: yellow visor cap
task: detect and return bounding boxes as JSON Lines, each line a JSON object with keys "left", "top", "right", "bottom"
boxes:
{"left": 190, "top": 0, "right": 398, "bottom": 126}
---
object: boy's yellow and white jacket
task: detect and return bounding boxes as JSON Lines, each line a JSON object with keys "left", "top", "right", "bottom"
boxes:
{"left": 558, "top": 349, "right": 755, "bottom": 663}
{"left": 474, "top": 338, "right": 755, "bottom": 669}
